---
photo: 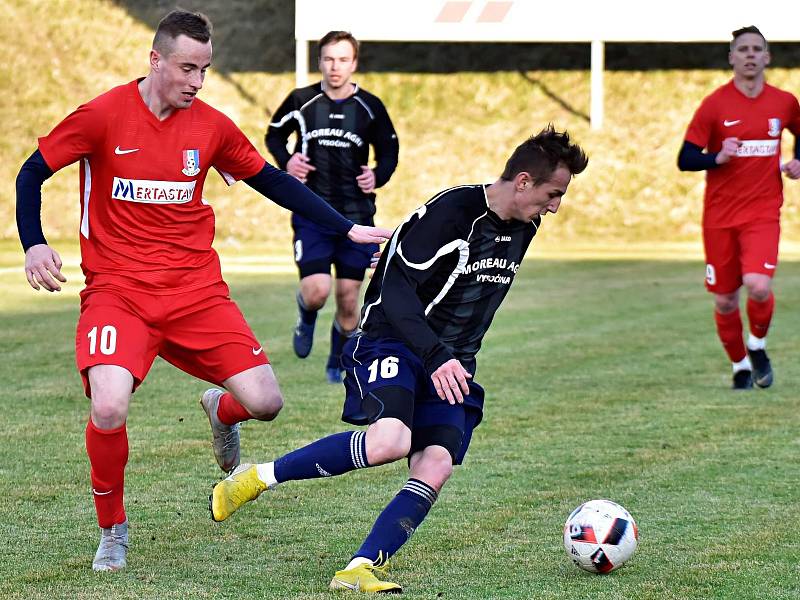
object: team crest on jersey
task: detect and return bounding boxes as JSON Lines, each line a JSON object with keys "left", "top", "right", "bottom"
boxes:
{"left": 768, "top": 118, "right": 781, "bottom": 137}
{"left": 181, "top": 149, "right": 201, "bottom": 176}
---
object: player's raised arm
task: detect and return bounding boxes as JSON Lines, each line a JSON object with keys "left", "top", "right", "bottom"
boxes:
{"left": 16, "top": 149, "right": 66, "bottom": 292}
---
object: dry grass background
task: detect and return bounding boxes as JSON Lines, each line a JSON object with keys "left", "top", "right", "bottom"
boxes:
{"left": 3, "top": 0, "right": 800, "bottom": 256}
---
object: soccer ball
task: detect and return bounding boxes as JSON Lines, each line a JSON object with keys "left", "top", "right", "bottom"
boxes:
{"left": 563, "top": 499, "right": 638, "bottom": 574}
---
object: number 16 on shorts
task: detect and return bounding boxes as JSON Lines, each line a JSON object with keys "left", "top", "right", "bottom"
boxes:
{"left": 367, "top": 356, "right": 399, "bottom": 383}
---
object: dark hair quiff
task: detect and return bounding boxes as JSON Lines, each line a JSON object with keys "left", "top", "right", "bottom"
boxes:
{"left": 318, "top": 31, "right": 359, "bottom": 60}
{"left": 730, "top": 25, "right": 767, "bottom": 50}
{"left": 153, "top": 10, "right": 213, "bottom": 55}
{"left": 500, "top": 124, "right": 588, "bottom": 184}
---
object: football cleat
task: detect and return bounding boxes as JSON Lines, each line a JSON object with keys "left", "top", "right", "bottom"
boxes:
{"left": 92, "top": 521, "right": 129, "bottom": 572}
{"left": 293, "top": 318, "right": 315, "bottom": 358}
{"left": 747, "top": 348, "right": 773, "bottom": 388}
{"left": 210, "top": 463, "right": 267, "bottom": 522}
{"left": 330, "top": 561, "right": 402, "bottom": 594}
{"left": 732, "top": 369, "right": 753, "bottom": 390}
{"left": 326, "top": 366, "right": 343, "bottom": 384}
{"left": 200, "top": 388, "right": 241, "bottom": 472}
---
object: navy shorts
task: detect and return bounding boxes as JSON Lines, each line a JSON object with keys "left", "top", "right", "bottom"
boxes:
{"left": 292, "top": 214, "right": 378, "bottom": 281}
{"left": 341, "top": 335, "right": 485, "bottom": 465}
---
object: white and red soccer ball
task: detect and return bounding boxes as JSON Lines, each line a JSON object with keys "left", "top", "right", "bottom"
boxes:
{"left": 563, "top": 499, "right": 638, "bottom": 573}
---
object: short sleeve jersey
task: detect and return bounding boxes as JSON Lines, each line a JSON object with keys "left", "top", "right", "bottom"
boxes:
{"left": 38, "top": 80, "right": 266, "bottom": 292}
{"left": 685, "top": 80, "right": 800, "bottom": 228}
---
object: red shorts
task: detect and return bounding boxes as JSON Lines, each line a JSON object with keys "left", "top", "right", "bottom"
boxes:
{"left": 75, "top": 281, "right": 268, "bottom": 398}
{"left": 703, "top": 219, "right": 780, "bottom": 294}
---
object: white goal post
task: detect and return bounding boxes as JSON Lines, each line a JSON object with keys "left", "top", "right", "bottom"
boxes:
{"left": 295, "top": 0, "right": 797, "bottom": 129}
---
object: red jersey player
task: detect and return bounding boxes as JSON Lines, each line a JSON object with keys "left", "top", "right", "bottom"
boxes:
{"left": 14, "top": 10, "right": 391, "bottom": 572}
{"left": 679, "top": 26, "right": 800, "bottom": 390}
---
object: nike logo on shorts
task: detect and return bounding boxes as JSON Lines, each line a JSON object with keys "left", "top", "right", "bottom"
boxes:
{"left": 115, "top": 146, "right": 140, "bottom": 155}
{"left": 764, "top": 262, "right": 776, "bottom": 269}
{"left": 252, "top": 346, "right": 264, "bottom": 355}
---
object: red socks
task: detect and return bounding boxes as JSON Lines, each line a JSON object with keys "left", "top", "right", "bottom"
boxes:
{"left": 746, "top": 293, "right": 774, "bottom": 339}
{"left": 85, "top": 420, "right": 128, "bottom": 528}
{"left": 714, "top": 309, "right": 746, "bottom": 363}
{"left": 216, "top": 392, "right": 252, "bottom": 425}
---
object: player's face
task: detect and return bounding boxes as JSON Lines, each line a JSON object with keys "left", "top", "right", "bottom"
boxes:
{"left": 319, "top": 40, "right": 357, "bottom": 90}
{"left": 153, "top": 34, "right": 212, "bottom": 109}
{"left": 514, "top": 166, "right": 572, "bottom": 221}
{"left": 729, "top": 33, "right": 770, "bottom": 80}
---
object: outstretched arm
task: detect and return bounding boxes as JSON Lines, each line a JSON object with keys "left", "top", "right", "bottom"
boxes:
{"left": 243, "top": 164, "right": 392, "bottom": 243}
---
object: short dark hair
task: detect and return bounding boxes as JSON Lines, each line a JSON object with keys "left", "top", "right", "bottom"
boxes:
{"left": 500, "top": 125, "right": 588, "bottom": 184}
{"left": 153, "top": 10, "right": 213, "bottom": 56}
{"left": 730, "top": 25, "right": 767, "bottom": 51}
{"left": 318, "top": 31, "right": 359, "bottom": 60}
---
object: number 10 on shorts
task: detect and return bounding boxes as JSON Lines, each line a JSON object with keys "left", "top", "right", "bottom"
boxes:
{"left": 87, "top": 325, "right": 117, "bottom": 355}
{"left": 367, "top": 356, "right": 399, "bottom": 383}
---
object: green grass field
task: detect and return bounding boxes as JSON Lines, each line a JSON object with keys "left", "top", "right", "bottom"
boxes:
{"left": 1, "top": 242, "right": 798, "bottom": 599}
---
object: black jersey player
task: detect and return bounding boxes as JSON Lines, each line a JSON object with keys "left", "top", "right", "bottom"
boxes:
{"left": 266, "top": 31, "right": 399, "bottom": 383}
{"left": 212, "top": 126, "right": 588, "bottom": 593}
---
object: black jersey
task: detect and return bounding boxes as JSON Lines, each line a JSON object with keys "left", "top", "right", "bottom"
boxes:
{"left": 360, "top": 184, "right": 539, "bottom": 376}
{"left": 265, "top": 82, "right": 399, "bottom": 224}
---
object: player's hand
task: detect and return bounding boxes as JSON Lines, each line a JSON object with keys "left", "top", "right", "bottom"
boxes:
{"left": 431, "top": 359, "right": 472, "bottom": 405}
{"left": 781, "top": 159, "right": 800, "bottom": 180}
{"left": 370, "top": 250, "right": 382, "bottom": 269}
{"left": 347, "top": 224, "right": 393, "bottom": 245}
{"left": 715, "top": 137, "right": 741, "bottom": 165}
{"left": 25, "top": 243, "right": 66, "bottom": 292}
{"left": 286, "top": 153, "right": 316, "bottom": 183}
{"left": 356, "top": 166, "right": 376, "bottom": 194}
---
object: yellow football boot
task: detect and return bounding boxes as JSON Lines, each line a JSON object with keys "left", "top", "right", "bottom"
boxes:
{"left": 210, "top": 463, "right": 267, "bottom": 522}
{"left": 330, "top": 561, "right": 402, "bottom": 594}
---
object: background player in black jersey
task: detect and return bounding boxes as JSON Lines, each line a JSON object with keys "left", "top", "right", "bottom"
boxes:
{"left": 266, "top": 31, "right": 399, "bottom": 383}
{"left": 211, "top": 126, "right": 588, "bottom": 593}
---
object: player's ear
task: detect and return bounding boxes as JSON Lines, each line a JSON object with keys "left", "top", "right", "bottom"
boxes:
{"left": 515, "top": 172, "right": 532, "bottom": 192}
{"left": 764, "top": 50, "right": 771, "bottom": 66}
{"left": 150, "top": 49, "right": 160, "bottom": 71}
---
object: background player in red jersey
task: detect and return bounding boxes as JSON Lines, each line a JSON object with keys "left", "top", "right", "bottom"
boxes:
{"left": 678, "top": 25, "right": 800, "bottom": 390}
{"left": 15, "top": 10, "right": 391, "bottom": 573}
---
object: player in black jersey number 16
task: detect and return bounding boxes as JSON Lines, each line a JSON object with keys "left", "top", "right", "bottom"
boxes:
{"left": 211, "top": 125, "right": 587, "bottom": 593}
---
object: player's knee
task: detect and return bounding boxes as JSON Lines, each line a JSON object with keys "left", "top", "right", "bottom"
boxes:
{"left": 413, "top": 447, "right": 454, "bottom": 491}
{"left": 90, "top": 395, "right": 128, "bottom": 429}
{"left": 366, "top": 429, "right": 411, "bottom": 465}
{"left": 746, "top": 282, "right": 771, "bottom": 302}
{"left": 714, "top": 294, "right": 738, "bottom": 314}
{"left": 248, "top": 389, "right": 284, "bottom": 421}
{"left": 423, "top": 458, "right": 453, "bottom": 491}
{"left": 302, "top": 281, "right": 331, "bottom": 309}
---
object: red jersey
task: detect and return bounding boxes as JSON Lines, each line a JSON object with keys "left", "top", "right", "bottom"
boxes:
{"left": 684, "top": 80, "right": 800, "bottom": 228}
{"left": 38, "top": 80, "right": 265, "bottom": 293}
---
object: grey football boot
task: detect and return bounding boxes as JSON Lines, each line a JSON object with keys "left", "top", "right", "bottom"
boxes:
{"left": 92, "top": 520, "right": 129, "bottom": 572}
{"left": 200, "top": 388, "right": 241, "bottom": 472}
